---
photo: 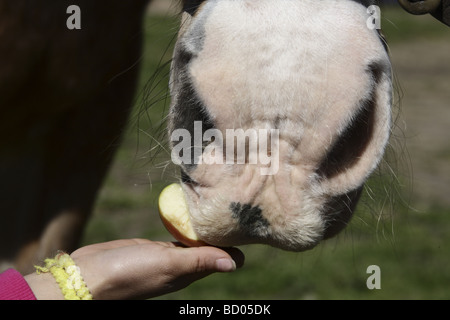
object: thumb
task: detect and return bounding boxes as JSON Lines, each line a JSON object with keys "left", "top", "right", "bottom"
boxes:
{"left": 175, "top": 246, "right": 244, "bottom": 274}
{"left": 161, "top": 245, "right": 244, "bottom": 294}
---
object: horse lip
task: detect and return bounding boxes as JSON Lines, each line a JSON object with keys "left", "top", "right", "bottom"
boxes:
{"left": 180, "top": 176, "right": 201, "bottom": 203}
{"left": 181, "top": 168, "right": 199, "bottom": 186}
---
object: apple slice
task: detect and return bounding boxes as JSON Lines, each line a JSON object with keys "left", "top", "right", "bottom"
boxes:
{"left": 158, "top": 183, "right": 206, "bottom": 247}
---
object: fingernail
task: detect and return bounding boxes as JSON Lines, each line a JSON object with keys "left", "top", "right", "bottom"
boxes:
{"left": 215, "top": 258, "right": 236, "bottom": 272}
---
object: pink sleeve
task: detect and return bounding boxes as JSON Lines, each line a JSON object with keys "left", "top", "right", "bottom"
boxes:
{"left": 0, "top": 269, "right": 37, "bottom": 300}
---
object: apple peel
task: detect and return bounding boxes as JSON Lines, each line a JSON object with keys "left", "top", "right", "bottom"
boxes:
{"left": 158, "top": 183, "right": 206, "bottom": 247}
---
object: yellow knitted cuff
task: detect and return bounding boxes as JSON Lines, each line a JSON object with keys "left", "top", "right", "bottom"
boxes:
{"left": 35, "top": 252, "right": 93, "bottom": 300}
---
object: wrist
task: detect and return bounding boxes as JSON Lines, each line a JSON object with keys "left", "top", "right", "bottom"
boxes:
{"left": 27, "top": 252, "right": 94, "bottom": 300}
{"left": 25, "top": 272, "right": 65, "bottom": 300}
{"left": 70, "top": 254, "right": 112, "bottom": 300}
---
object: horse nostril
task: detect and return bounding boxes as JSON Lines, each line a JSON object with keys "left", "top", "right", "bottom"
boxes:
{"left": 316, "top": 62, "right": 387, "bottom": 180}
{"left": 316, "top": 95, "right": 376, "bottom": 180}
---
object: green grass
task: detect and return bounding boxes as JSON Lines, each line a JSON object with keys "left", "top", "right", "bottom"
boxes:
{"left": 82, "top": 8, "right": 450, "bottom": 300}
{"left": 380, "top": 6, "right": 450, "bottom": 43}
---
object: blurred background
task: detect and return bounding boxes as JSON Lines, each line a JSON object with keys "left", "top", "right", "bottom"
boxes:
{"left": 81, "top": 0, "right": 450, "bottom": 299}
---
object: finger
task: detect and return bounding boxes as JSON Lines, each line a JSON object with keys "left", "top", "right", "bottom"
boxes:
{"left": 170, "top": 242, "right": 245, "bottom": 268}
{"left": 217, "top": 246, "right": 245, "bottom": 269}
{"left": 151, "top": 246, "right": 240, "bottom": 295}
{"left": 171, "top": 246, "right": 242, "bottom": 274}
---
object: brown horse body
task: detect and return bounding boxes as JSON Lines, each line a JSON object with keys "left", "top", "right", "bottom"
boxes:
{"left": 0, "top": 0, "right": 149, "bottom": 273}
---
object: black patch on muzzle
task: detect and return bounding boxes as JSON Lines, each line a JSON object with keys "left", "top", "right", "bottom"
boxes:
{"left": 172, "top": 80, "right": 215, "bottom": 171}
{"left": 183, "top": 0, "right": 205, "bottom": 15}
{"left": 170, "top": 44, "right": 215, "bottom": 171}
{"left": 322, "top": 186, "right": 363, "bottom": 239}
{"left": 349, "top": 0, "right": 376, "bottom": 7}
{"left": 230, "top": 202, "right": 270, "bottom": 237}
{"left": 181, "top": 168, "right": 199, "bottom": 186}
